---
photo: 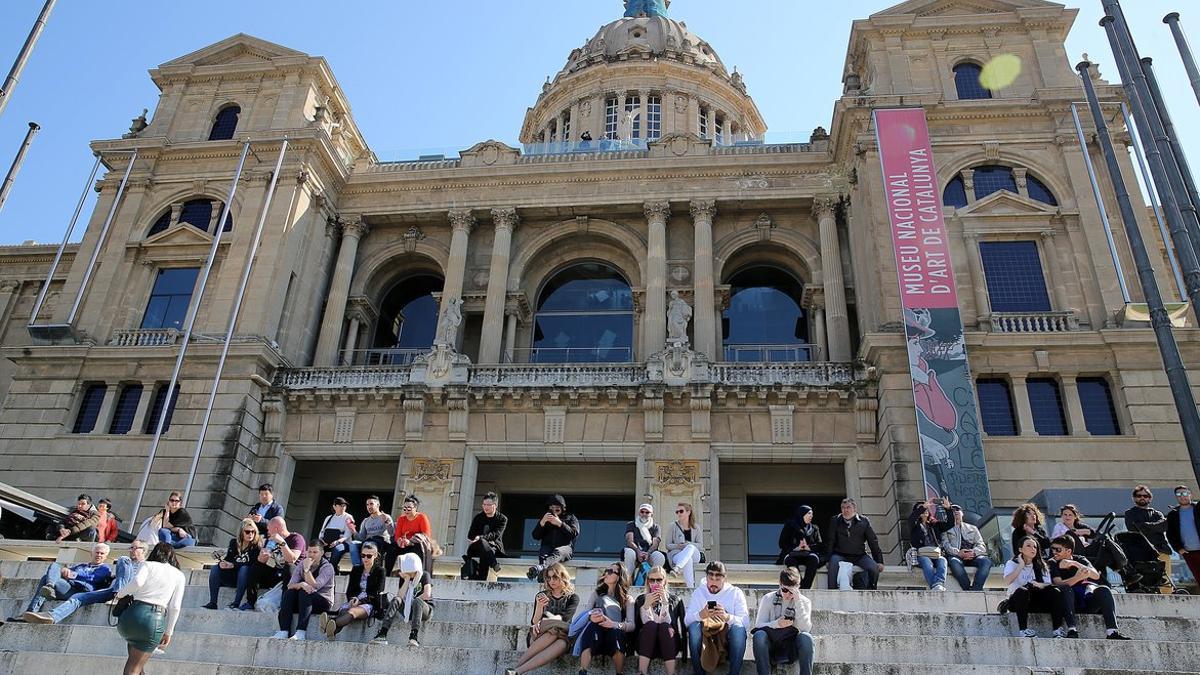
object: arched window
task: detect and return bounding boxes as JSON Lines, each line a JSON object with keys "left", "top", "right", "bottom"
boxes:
{"left": 943, "top": 165, "right": 1058, "bottom": 207}
{"left": 532, "top": 262, "right": 633, "bottom": 363}
{"left": 1026, "top": 175, "right": 1059, "bottom": 206}
{"left": 146, "top": 198, "right": 233, "bottom": 237}
{"left": 371, "top": 275, "right": 443, "bottom": 364}
{"left": 722, "top": 266, "right": 811, "bottom": 362}
{"left": 954, "top": 63, "right": 991, "bottom": 100}
{"left": 208, "top": 105, "right": 241, "bottom": 141}
{"left": 943, "top": 176, "right": 969, "bottom": 209}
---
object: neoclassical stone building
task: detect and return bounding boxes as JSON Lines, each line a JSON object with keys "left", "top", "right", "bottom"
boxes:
{"left": 0, "top": 0, "right": 1195, "bottom": 563}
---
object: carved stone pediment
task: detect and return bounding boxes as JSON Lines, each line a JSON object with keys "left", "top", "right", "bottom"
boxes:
{"left": 953, "top": 190, "right": 1057, "bottom": 218}
{"left": 460, "top": 140, "right": 520, "bottom": 168}
{"left": 647, "top": 132, "right": 711, "bottom": 158}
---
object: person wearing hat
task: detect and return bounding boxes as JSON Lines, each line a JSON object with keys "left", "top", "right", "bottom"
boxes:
{"left": 623, "top": 503, "right": 666, "bottom": 576}
{"left": 320, "top": 497, "right": 358, "bottom": 572}
{"left": 940, "top": 503, "right": 992, "bottom": 591}
{"left": 527, "top": 494, "right": 580, "bottom": 581}
{"left": 372, "top": 552, "right": 434, "bottom": 646}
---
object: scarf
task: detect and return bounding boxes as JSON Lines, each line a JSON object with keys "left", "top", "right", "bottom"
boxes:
{"left": 636, "top": 514, "right": 655, "bottom": 547}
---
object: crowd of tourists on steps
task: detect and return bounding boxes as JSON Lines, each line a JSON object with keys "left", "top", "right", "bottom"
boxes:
{"left": 6, "top": 482, "right": 1200, "bottom": 675}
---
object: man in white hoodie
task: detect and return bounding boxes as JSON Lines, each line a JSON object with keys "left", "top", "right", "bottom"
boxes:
{"left": 752, "top": 567, "right": 814, "bottom": 675}
{"left": 684, "top": 560, "right": 749, "bottom": 675}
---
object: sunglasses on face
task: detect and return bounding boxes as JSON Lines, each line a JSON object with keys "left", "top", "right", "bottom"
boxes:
{"left": 545, "top": 573, "right": 561, "bottom": 580}
{"left": 605, "top": 569, "right": 620, "bottom": 576}
{"left": 648, "top": 578, "right": 665, "bottom": 583}
{"left": 779, "top": 587, "right": 795, "bottom": 594}
{"left": 675, "top": 509, "right": 686, "bottom": 514}
{"left": 243, "top": 529, "right": 256, "bottom": 534}
{"left": 1178, "top": 491, "right": 1192, "bottom": 497}
{"left": 1050, "top": 547, "right": 1065, "bottom": 553}
{"left": 362, "top": 554, "right": 376, "bottom": 559}
{"left": 169, "top": 499, "right": 181, "bottom": 503}
{"left": 1135, "top": 494, "right": 1151, "bottom": 499}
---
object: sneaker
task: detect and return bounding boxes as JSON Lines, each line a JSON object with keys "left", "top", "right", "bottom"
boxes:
{"left": 202, "top": 602, "right": 219, "bottom": 610}
{"left": 23, "top": 611, "right": 54, "bottom": 624}
{"left": 153, "top": 648, "right": 165, "bottom": 655}
{"left": 238, "top": 602, "right": 255, "bottom": 611}
{"left": 38, "top": 585, "right": 56, "bottom": 600}
{"left": 371, "top": 633, "right": 389, "bottom": 645}
{"left": 1019, "top": 628, "right": 1037, "bottom": 638}
{"left": 408, "top": 638, "right": 420, "bottom": 647}
{"left": 323, "top": 614, "right": 338, "bottom": 640}
{"left": 272, "top": 630, "right": 289, "bottom": 639}
{"left": 526, "top": 565, "right": 540, "bottom": 581}
{"left": 290, "top": 630, "right": 306, "bottom": 641}
{"left": 1066, "top": 628, "right": 1079, "bottom": 639}
{"left": 932, "top": 584, "right": 946, "bottom": 592}
{"left": 1107, "top": 631, "right": 1132, "bottom": 640}
{"left": 226, "top": 602, "right": 240, "bottom": 611}
{"left": 997, "top": 599, "right": 1009, "bottom": 615}
{"left": 318, "top": 612, "right": 331, "bottom": 636}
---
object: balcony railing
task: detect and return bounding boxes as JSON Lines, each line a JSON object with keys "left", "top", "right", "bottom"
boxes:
{"left": 990, "top": 311, "right": 1079, "bottom": 333}
{"left": 469, "top": 363, "right": 647, "bottom": 388}
{"left": 107, "top": 329, "right": 180, "bottom": 347}
{"left": 340, "top": 348, "right": 427, "bottom": 367}
{"left": 275, "top": 365, "right": 412, "bottom": 389}
{"left": 505, "top": 347, "right": 634, "bottom": 364}
{"left": 723, "top": 344, "right": 820, "bottom": 363}
{"left": 710, "top": 361, "right": 856, "bottom": 387}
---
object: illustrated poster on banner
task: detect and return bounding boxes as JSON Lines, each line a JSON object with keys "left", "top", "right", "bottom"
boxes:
{"left": 872, "top": 107, "right": 994, "bottom": 523}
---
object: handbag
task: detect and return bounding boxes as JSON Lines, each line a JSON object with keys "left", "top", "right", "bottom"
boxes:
{"left": 111, "top": 595, "right": 133, "bottom": 618}
{"left": 255, "top": 582, "right": 284, "bottom": 613}
{"left": 918, "top": 546, "right": 942, "bottom": 559}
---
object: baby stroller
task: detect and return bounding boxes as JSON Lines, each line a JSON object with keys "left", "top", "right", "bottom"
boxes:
{"left": 1114, "top": 528, "right": 1187, "bottom": 595}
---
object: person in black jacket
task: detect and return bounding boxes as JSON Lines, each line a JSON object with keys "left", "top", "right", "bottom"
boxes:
{"left": 526, "top": 494, "right": 580, "bottom": 581}
{"left": 1010, "top": 504, "right": 1050, "bottom": 555}
{"left": 1167, "top": 485, "right": 1200, "bottom": 582}
{"left": 156, "top": 491, "right": 196, "bottom": 549}
{"left": 204, "top": 517, "right": 261, "bottom": 609}
{"left": 248, "top": 483, "right": 285, "bottom": 537}
{"left": 631, "top": 566, "right": 686, "bottom": 675}
{"left": 826, "top": 498, "right": 884, "bottom": 590}
{"left": 776, "top": 505, "right": 824, "bottom": 589}
{"left": 909, "top": 500, "right": 952, "bottom": 590}
{"left": 464, "top": 492, "right": 507, "bottom": 580}
{"left": 320, "top": 541, "right": 386, "bottom": 640}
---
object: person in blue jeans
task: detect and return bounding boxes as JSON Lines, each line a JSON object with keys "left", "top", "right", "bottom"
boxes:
{"left": 752, "top": 568, "right": 814, "bottom": 675}
{"left": 31, "top": 541, "right": 148, "bottom": 624}
{"left": 909, "top": 500, "right": 952, "bottom": 590}
{"left": 684, "top": 561, "right": 749, "bottom": 675}
{"left": 156, "top": 491, "right": 197, "bottom": 549}
{"left": 204, "top": 518, "right": 262, "bottom": 610}
{"left": 14, "top": 542, "right": 122, "bottom": 623}
{"left": 942, "top": 504, "right": 993, "bottom": 591}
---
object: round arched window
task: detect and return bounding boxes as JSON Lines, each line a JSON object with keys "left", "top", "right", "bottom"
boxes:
{"left": 532, "top": 262, "right": 633, "bottom": 363}
{"left": 722, "top": 266, "right": 811, "bottom": 362}
{"left": 372, "top": 275, "right": 443, "bottom": 364}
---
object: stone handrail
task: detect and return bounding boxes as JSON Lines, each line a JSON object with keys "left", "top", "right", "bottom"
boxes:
{"left": 469, "top": 363, "right": 647, "bottom": 387}
{"left": 710, "top": 361, "right": 855, "bottom": 387}
{"left": 107, "top": 328, "right": 180, "bottom": 347}
{"left": 274, "top": 366, "right": 412, "bottom": 389}
{"left": 990, "top": 311, "right": 1079, "bottom": 333}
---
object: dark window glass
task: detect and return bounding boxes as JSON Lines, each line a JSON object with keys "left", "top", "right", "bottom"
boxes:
{"left": 108, "top": 384, "right": 143, "bottom": 434}
{"left": 972, "top": 166, "right": 1018, "bottom": 201}
{"left": 1027, "top": 378, "right": 1068, "bottom": 436}
{"left": 141, "top": 267, "right": 199, "bottom": 330}
{"left": 1078, "top": 377, "right": 1120, "bottom": 436}
{"left": 1027, "top": 175, "right": 1058, "bottom": 206}
{"left": 746, "top": 495, "right": 843, "bottom": 563}
{"left": 977, "top": 378, "right": 1017, "bottom": 436}
{"left": 943, "top": 176, "right": 968, "bottom": 208}
{"left": 532, "top": 263, "right": 633, "bottom": 363}
{"left": 371, "top": 275, "right": 443, "bottom": 363}
{"left": 147, "top": 198, "right": 232, "bottom": 237}
{"left": 147, "top": 211, "right": 172, "bottom": 237}
{"left": 501, "top": 492, "right": 634, "bottom": 557}
{"left": 723, "top": 267, "right": 810, "bottom": 362}
{"left": 144, "top": 383, "right": 180, "bottom": 434}
{"left": 979, "top": 241, "right": 1051, "bottom": 312}
{"left": 954, "top": 63, "right": 991, "bottom": 100}
{"left": 208, "top": 105, "right": 240, "bottom": 141}
{"left": 72, "top": 384, "right": 108, "bottom": 434}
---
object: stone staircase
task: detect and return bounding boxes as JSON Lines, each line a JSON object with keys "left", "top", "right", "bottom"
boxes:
{"left": 0, "top": 544, "right": 1197, "bottom": 674}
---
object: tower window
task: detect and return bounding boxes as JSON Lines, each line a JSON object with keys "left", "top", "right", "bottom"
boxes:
{"left": 72, "top": 383, "right": 108, "bottom": 434}
{"left": 604, "top": 96, "right": 619, "bottom": 140}
{"left": 715, "top": 115, "right": 725, "bottom": 145}
{"left": 647, "top": 95, "right": 661, "bottom": 140}
{"left": 977, "top": 378, "right": 1017, "bottom": 436}
{"left": 1078, "top": 377, "right": 1121, "bottom": 436}
{"left": 144, "top": 383, "right": 180, "bottom": 434}
{"left": 1027, "top": 378, "right": 1068, "bottom": 436}
{"left": 978, "top": 241, "right": 1051, "bottom": 313}
{"left": 954, "top": 63, "right": 991, "bottom": 100}
{"left": 108, "top": 384, "right": 144, "bottom": 435}
{"left": 208, "top": 105, "right": 241, "bottom": 141}
{"left": 699, "top": 107, "right": 709, "bottom": 139}
{"left": 562, "top": 112, "right": 571, "bottom": 143}
{"left": 147, "top": 198, "right": 232, "bottom": 237}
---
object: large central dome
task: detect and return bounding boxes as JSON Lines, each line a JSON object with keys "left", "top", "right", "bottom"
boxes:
{"left": 560, "top": 14, "right": 727, "bottom": 79}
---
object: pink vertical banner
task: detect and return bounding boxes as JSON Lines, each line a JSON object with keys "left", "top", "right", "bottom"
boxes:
{"left": 873, "top": 108, "right": 993, "bottom": 521}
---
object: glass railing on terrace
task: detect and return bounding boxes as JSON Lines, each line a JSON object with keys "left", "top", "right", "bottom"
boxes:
{"left": 723, "top": 343, "right": 820, "bottom": 363}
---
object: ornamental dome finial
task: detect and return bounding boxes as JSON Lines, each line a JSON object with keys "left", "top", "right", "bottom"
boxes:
{"left": 624, "top": 0, "right": 670, "bottom": 18}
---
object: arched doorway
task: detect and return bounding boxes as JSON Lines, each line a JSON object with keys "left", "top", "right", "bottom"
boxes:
{"left": 369, "top": 275, "right": 443, "bottom": 364}
{"left": 722, "top": 266, "right": 812, "bottom": 362}
{"left": 531, "top": 262, "right": 634, "bottom": 363}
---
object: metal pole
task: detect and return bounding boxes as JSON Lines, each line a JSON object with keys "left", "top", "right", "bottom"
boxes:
{"left": 1123, "top": 102, "right": 1186, "bottom": 300}
{"left": 182, "top": 139, "right": 288, "bottom": 506}
{"left": 0, "top": 0, "right": 56, "bottom": 120}
{"left": 1071, "top": 103, "right": 1131, "bottom": 303}
{"left": 1164, "top": 13, "right": 1200, "bottom": 110}
{"left": 0, "top": 122, "right": 39, "bottom": 214}
{"left": 1077, "top": 60, "right": 1200, "bottom": 487}
{"left": 130, "top": 141, "right": 251, "bottom": 527}
{"left": 64, "top": 149, "right": 138, "bottom": 326}
{"left": 28, "top": 152, "right": 102, "bottom": 326}
{"left": 1100, "top": 11, "right": 1200, "bottom": 308}
{"left": 1140, "top": 55, "right": 1200, "bottom": 255}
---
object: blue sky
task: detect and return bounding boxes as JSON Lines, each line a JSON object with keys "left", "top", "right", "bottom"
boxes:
{"left": 0, "top": 0, "right": 1196, "bottom": 245}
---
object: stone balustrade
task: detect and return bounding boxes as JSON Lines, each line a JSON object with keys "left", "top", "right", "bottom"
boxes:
{"left": 990, "top": 310, "right": 1079, "bottom": 333}
{"left": 106, "top": 328, "right": 180, "bottom": 347}
{"left": 274, "top": 365, "right": 412, "bottom": 389}
{"left": 710, "top": 361, "right": 856, "bottom": 386}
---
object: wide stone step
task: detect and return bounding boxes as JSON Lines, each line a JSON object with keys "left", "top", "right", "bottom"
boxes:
{"left": 3, "top": 651, "right": 1191, "bottom": 675}
{"left": 3, "top": 623, "right": 1198, "bottom": 672}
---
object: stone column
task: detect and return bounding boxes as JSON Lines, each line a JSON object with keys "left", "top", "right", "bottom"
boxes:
{"left": 721, "top": 116, "right": 733, "bottom": 145}
{"left": 436, "top": 209, "right": 475, "bottom": 349}
{"left": 313, "top": 216, "right": 368, "bottom": 366}
{"left": 592, "top": 94, "right": 606, "bottom": 139}
{"left": 638, "top": 89, "right": 650, "bottom": 140}
{"left": 961, "top": 169, "right": 977, "bottom": 205}
{"left": 813, "top": 306, "right": 827, "bottom": 361}
{"left": 705, "top": 108, "right": 716, "bottom": 141}
{"left": 503, "top": 306, "right": 519, "bottom": 363}
{"left": 963, "top": 231, "right": 991, "bottom": 330}
{"left": 1011, "top": 375, "right": 1035, "bottom": 436}
{"left": 644, "top": 201, "right": 670, "bottom": 356}
{"left": 815, "top": 197, "right": 851, "bottom": 362}
{"left": 91, "top": 383, "right": 118, "bottom": 435}
{"left": 479, "top": 208, "right": 518, "bottom": 364}
{"left": 341, "top": 316, "right": 361, "bottom": 366}
{"left": 1040, "top": 230, "right": 1070, "bottom": 311}
{"left": 1059, "top": 374, "right": 1089, "bottom": 436}
{"left": 690, "top": 200, "right": 717, "bottom": 359}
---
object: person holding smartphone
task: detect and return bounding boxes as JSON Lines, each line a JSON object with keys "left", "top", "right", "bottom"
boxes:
{"left": 527, "top": 494, "right": 580, "bottom": 581}
{"left": 684, "top": 561, "right": 749, "bottom": 675}
{"left": 751, "top": 568, "right": 814, "bottom": 675}
{"left": 572, "top": 562, "right": 634, "bottom": 675}
{"left": 633, "top": 566, "right": 685, "bottom": 675}
{"left": 1002, "top": 537, "right": 1068, "bottom": 638}
{"left": 1048, "top": 536, "right": 1130, "bottom": 640}
{"left": 504, "top": 562, "right": 579, "bottom": 675}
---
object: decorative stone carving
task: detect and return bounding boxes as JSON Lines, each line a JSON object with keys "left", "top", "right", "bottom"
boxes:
{"left": 491, "top": 207, "right": 519, "bottom": 232}
{"left": 334, "top": 410, "right": 355, "bottom": 443}
{"left": 666, "top": 290, "right": 692, "bottom": 346}
{"left": 731, "top": 67, "right": 746, "bottom": 94}
{"left": 655, "top": 460, "right": 699, "bottom": 488}
{"left": 404, "top": 398, "right": 425, "bottom": 440}
{"left": 448, "top": 397, "right": 469, "bottom": 440}
{"left": 403, "top": 225, "right": 425, "bottom": 253}
{"left": 984, "top": 141, "right": 1001, "bottom": 160}
{"left": 435, "top": 297, "right": 463, "bottom": 347}
{"left": 448, "top": 209, "right": 476, "bottom": 234}
{"left": 472, "top": 270, "right": 490, "bottom": 289}
{"left": 644, "top": 200, "right": 671, "bottom": 222}
{"left": 674, "top": 95, "right": 688, "bottom": 113}
{"left": 689, "top": 199, "right": 716, "bottom": 223}
{"left": 812, "top": 196, "right": 838, "bottom": 220}
{"left": 769, "top": 405, "right": 794, "bottom": 444}
{"left": 261, "top": 396, "right": 284, "bottom": 442}
{"left": 669, "top": 265, "right": 690, "bottom": 283}
{"left": 341, "top": 215, "right": 369, "bottom": 240}
{"left": 412, "top": 459, "right": 453, "bottom": 483}
{"left": 124, "top": 108, "right": 149, "bottom": 138}
{"left": 810, "top": 126, "right": 830, "bottom": 142}
{"left": 643, "top": 396, "right": 664, "bottom": 441}
{"left": 690, "top": 398, "right": 711, "bottom": 439}
{"left": 544, "top": 407, "right": 566, "bottom": 444}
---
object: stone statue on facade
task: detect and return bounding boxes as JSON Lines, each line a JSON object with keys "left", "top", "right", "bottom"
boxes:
{"left": 624, "top": 0, "right": 669, "bottom": 18}
{"left": 435, "top": 297, "right": 462, "bottom": 347}
{"left": 666, "top": 290, "right": 691, "bottom": 345}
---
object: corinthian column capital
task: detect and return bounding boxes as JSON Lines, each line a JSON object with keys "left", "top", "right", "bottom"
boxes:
{"left": 812, "top": 195, "right": 840, "bottom": 220}
{"left": 490, "top": 207, "right": 519, "bottom": 232}
{"left": 644, "top": 201, "right": 671, "bottom": 222}
{"left": 689, "top": 199, "right": 716, "bottom": 222}
{"left": 340, "top": 214, "right": 369, "bottom": 240}
{"left": 448, "top": 209, "right": 476, "bottom": 234}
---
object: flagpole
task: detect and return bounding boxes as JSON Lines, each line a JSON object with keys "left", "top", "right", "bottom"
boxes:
{"left": 0, "top": 0, "right": 57, "bottom": 120}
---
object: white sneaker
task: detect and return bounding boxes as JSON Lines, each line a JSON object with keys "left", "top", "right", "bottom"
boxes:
{"left": 1019, "top": 628, "right": 1037, "bottom": 638}
{"left": 290, "top": 630, "right": 306, "bottom": 641}
{"left": 933, "top": 584, "right": 946, "bottom": 591}
{"left": 272, "top": 630, "right": 290, "bottom": 639}
{"left": 1052, "top": 627, "right": 1067, "bottom": 639}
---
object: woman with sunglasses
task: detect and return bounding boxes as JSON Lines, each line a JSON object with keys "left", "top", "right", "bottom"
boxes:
{"left": 155, "top": 491, "right": 196, "bottom": 550}
{"left": 752, "top": 568, "right": 814, "bottom": 675}
{"left": 1002, "top": 536, "right": 1068, "bottom": 638}
{"left": 276, "top": 539, "right": 335, "bottom": 640}
{"left": 320, "top": 541, "right": 386, "bottom": 640}
{"left": 665, "top": 503, "right": 703, "bottom": 589}
{"left": 204, "top": 517, "right": 261, "bottom": 610}
{"left": 632, "top": 566, "right": 685, "bottom": 675}
{"left": 505, "top": 562, "right": 579, "bottom": 675}
{"left": 573, "top": 562, "right": 634, "bottom": 675}
{"left": 389, "top": 495, "right": 433, "bottom": 574}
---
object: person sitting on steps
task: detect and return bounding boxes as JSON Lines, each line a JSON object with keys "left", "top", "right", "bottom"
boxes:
{"left": 275, "top": 539, "right": 335, "bottom": 640}
{"left": 623, "top": 504, "right": 666, "bottom": 578}
{"left": 665, "top": 502, "right": 703, "bottom": 590}
{"left": 527, "top": 494, "right": 580, "bottom": 581}
{"left": 389, "top": 495, "right": 432, "bottom": 574}
{"left": 505, "top": 562, "right": 579, "bottom": 675}
{"left": 48, "top": 493, "right": 99, "bottom": 543}
{"left": 15, "top": 541, "right": 115, "bottom": 624}
{"left": 204, "top": 517, "right": 261, "bottom": 610}
{"left": 1048, "top": 535, "right": 1131, "bottom": 640}
{"left": 320, "top": 497, "right": 357, "bottom": 572}
{"left": 320, "top": 541, "right": 386, "bottom": 640}
{"left": 1001, "top": 536, "right": 1068, "bottom": 638}
{"left": 941, "top": 504, "right": 992, "bottom": 592}
{"left": 632, "top": 565, "right": 686, "bottom": 675}
{"left": 464, "top": 491, "right": 507, "bottom": 580}
{"left": 751, "top": 567, "right": 814, "bottom": 675}
{"left": 685, "top": 561, "right": 750, "bottom": 675}
{"left": 826, "top": 498, "right": 884, "bottom": 590}
{"left": 573, "top": 561, "right": 634, "bottom": 675}
{"left": 372, "top": 552, "right": 435, "bottom": 646}
{"left": 776, "top": 505, "right": 823, "bottom": 590}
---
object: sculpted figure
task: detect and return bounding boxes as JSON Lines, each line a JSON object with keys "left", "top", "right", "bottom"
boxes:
{"left": 666, "top": 290, "right": 692, "bottom": 344}
{"left": 436, "top": 297, "right": 463, "bottom": 346}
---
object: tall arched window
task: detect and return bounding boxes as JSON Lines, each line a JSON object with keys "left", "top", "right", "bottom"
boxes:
{"left": 146, "top": 198, "right": 233, "bottom": 237}
{"left": 208, "top": 105, "right": 241, "bottom": 141}
{"left": 722, "top": 266, "right": 811, "bottom": 362}
{"left": 943, "top": 165, "right": 1058, "bottom": 208}
{"left": 371, "top": 275, "right": 443, "bottom": 364}
{"left": 532, "top": 262, "right": 633, "bottom": 363}
{"left": 954, "top": 63, "right": 991, "bottom": 100}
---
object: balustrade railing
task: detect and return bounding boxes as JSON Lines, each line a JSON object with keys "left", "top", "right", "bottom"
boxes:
{"left": 469, "top": 363, "right": 647, "bottom": 387}
{"left": 275, "top": 365, "right": 412, "bottom": 389}
{"left": 990, "top": 311, "right": 1079, "bottom": 333}
{"left": 107, "top": 328, "right": 180, "bottom": 347}
{"left": 709, "top": 361, "right": 855, "bottom": 387}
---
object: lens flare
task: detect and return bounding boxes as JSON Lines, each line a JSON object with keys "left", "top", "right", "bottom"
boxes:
{"left": 980, "top": 54, "right": 1022, "bottom": 91}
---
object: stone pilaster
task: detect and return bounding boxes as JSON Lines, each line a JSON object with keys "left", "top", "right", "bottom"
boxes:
{"left": 963, "top": 232, "right": 991, "bottom": 329}
{"left": 690, "top": 200, "right": 717, "bottom": 359}
{"left": 644, "top": 201, "right": 670, "bottom": 356}
{"left": 313, "top": 216, "right": 368, "bottom": 366}
{"left": 435, "top": 209, "right": 475, "bottom": 349}
{"left": 1041, "top": 230, "right": 1070, "bottom": 312}
{"left": 815, "top": 196, "right": 851, "bottom": 362}
{"left": 479, "top": 208, "right": 518, "bottom": 364}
